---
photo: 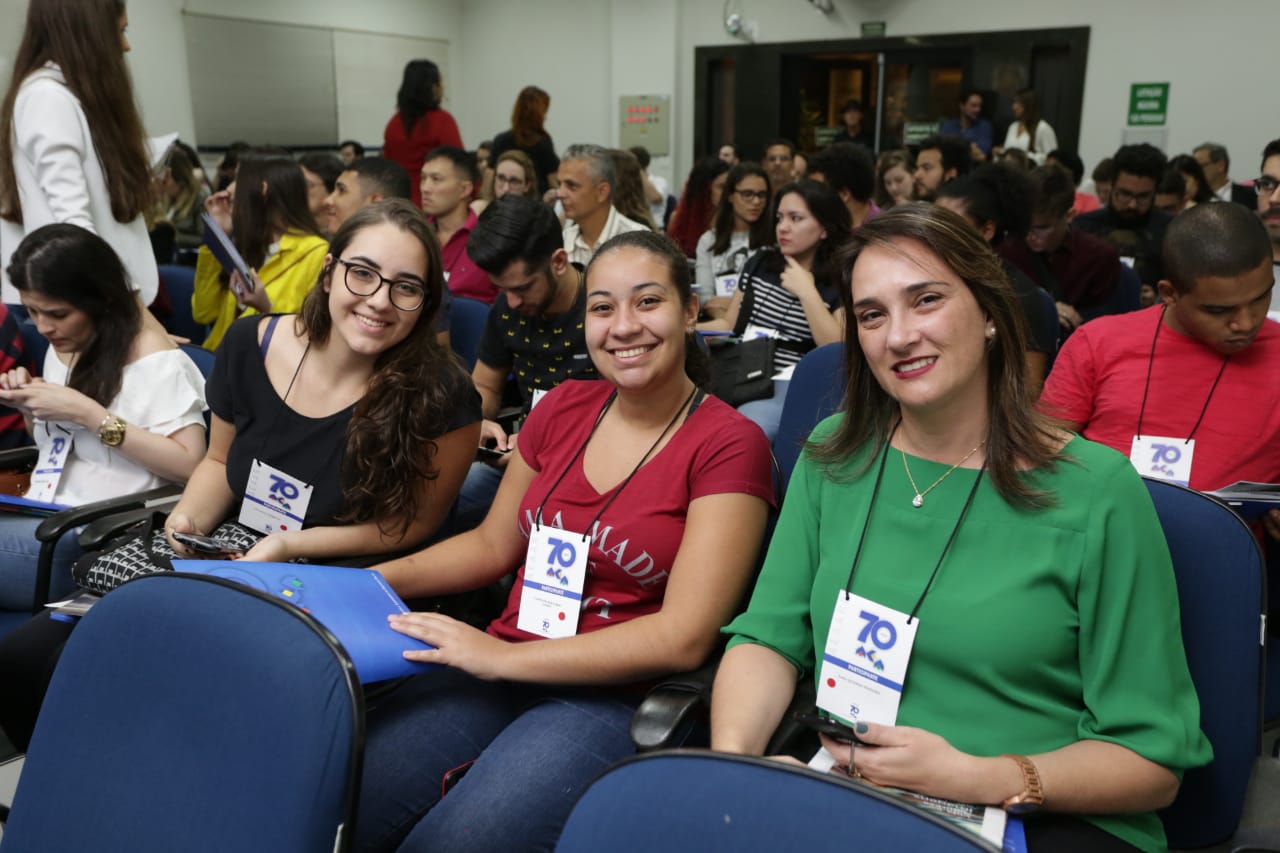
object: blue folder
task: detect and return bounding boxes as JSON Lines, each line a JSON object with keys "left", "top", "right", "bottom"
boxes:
{"left": 0, "top": 493, "right": 72, "bottom": 517}
{"left": 173, "top": 560, "right": 438, "bottom": 683}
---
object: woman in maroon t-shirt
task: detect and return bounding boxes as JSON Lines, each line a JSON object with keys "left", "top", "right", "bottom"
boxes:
{"left": 356, "top": 230, "right": 776, "bottom": 853}
{"left": 382, "top": 59, "right": 463, "bottom": 209}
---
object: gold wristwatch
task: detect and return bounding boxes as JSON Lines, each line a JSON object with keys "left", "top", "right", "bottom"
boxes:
{"left": 98, "top": 413, "right": 127, "bottom": 447}
{"left": 1001, "top": 754, "right": 1045, "bottom": 814}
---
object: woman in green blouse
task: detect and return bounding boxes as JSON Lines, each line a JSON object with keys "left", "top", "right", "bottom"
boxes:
{"left": 709, "top": 204, "right": 1210, "bottom": 853}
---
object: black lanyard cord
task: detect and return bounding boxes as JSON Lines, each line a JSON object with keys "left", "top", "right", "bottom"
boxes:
{"left": 843, "top": 425, "right": 987, "bottom": 625}
{"left": 534, "top": 385, "right": 701, "bottom": 536}
{"left": 1136, "top": 307, "right": 1228, "bottom": 442}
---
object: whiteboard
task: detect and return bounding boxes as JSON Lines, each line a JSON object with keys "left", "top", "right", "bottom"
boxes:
{"left": 333, "top": 31, "right": 450, "bottom": 150}
{"left": 184, "top": 13, "right": 337, "bottom": 148}
{"left": 183, "top": 13, "right": 449, "bottom": 151}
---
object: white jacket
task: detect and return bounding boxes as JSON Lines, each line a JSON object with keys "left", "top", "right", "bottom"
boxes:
{"left": 0, "top": 63, "right": 158, "bottom": 305}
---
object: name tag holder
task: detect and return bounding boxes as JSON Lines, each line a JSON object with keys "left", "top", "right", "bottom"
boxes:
{"left": 517, "top": 525, "right": 589, "bottom": 638}
{"left": 239, "top": 459, "right": 314, "bottom": 535}
{"left": 27, "top": 427, "right": 73, "bottom": 504}
{"left": 818, "top": 591, "right": 919, "bottom": 725}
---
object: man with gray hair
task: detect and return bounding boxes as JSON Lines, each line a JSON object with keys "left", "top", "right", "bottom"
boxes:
{"left": 557, "top": 143, "right": 648, "bottom": 264}
{"left": 1193, "top": 142, "right": 1255, "bottom": 207}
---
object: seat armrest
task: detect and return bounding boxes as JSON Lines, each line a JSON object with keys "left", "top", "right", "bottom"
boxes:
{"left": 78, "top": 499, "right": 180, "bottom": 551}
{"left": 35, "top": 484, "right": 183, "bottom": 544}
{"left": 0, "top": 447, "right": 37, "bottom": 469}
{"left": 630, "top": 659, "right": 720, "bottom": 752}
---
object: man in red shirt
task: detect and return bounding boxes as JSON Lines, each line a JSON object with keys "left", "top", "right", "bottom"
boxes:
{"left": 1041, "top": 202, "right": 1279, "bottom": 504}
{"left": 421, "top": 146, "right": 497, "bottom": 303}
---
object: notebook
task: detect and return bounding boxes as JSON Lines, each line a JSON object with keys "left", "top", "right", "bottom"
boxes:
{"left": 173, "top": 560, "right": 437, "bottom": 683}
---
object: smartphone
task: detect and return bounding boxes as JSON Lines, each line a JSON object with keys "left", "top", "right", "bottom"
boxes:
{"left": 172, "top": 531, "right": 242, "bottom": 555}
{"left": 792, "top": 710, "right": 869, "bottom": 745}
{"left": 476, "top": 445, "right": 510, "bottom": 461}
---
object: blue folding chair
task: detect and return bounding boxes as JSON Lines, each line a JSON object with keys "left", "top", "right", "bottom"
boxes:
{"left": 449, "top": 296, "right": 491, "bottom": 370}
{"left": 0, "top": 572, "right": 364, "bottom": 852}
{"left": 1143, "top": 478, "right": 1266, "bottom": 849}
{"left": 158, "top": 264, "right": 207, "bottom": 345}
{"left": 556, "top": 750, "right": 997, "bottom": 852}
{"left": 772, "top": 343, "right": 845, "bottom": 492}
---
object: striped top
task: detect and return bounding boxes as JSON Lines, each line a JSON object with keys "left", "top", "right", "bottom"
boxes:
{"left": 739, "top": 262, "right": 838, "bottom": 371}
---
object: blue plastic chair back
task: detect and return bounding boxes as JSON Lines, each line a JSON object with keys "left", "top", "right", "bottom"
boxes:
{"left": 773, "top": 343, "right": 844, "bottom": 491}
{"left": 450, "top": 296, "right": 491, "bottom": 370}
{"left": 1144, "top": 479, "right": 1265, "bottom": 849}
{"left": 556, "top": 751, "right": 997, "bottom": 852}
{"left": 159, "top": 264, "right": 207, "bottom": 345}
{"left": 179, "top": 342, "right": 216, "bottom": 379}
{"left": 1, "top": 573, "right": 364, "bottom": 853}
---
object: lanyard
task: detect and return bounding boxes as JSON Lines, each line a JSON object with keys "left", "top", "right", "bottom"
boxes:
{"left": 843, "top": 428, "right": 986, "bottom": 624}
{"left": 533, "top": 385, "right": 701, "bottom": 534}
{"left": 1136, "top": 307, "right": 1227, "bottom": 441}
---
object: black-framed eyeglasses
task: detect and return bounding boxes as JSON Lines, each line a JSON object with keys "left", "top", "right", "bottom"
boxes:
{"left": 1111, "top": 187, "right": 1155, "bottom": 205}
{"left": 336, "top": 259, "right": 427, "bottom": 312}
{"left": 495, "top": 173, "right": 527, "bottom": 187}
{"left": 734, "top": 189, "right": 769, "bottom": 202}
{"left": 1255, "top": 176, "right": 1280, "bottom": 196}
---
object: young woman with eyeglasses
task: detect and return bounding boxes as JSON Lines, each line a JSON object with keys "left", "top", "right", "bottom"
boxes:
{"left": 492, "top": 150, "right": 540, "bottom": 202}
{"left": 166, "top": 199, "right": 480, "bottom": 564}
{"left": 694, "top": 162, "right": 774, "bottom": 315}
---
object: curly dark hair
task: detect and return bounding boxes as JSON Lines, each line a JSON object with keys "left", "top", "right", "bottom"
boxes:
{"left": 299, "top": 198, "right": 468, "bottom": 536}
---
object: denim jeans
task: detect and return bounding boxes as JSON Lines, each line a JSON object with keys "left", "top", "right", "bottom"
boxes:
{"left": 354, "top": 668, "right": 638, "bottom": 853}
{"left": 0, "top": 515, "right": 82, "bottom": 611}
{"left": 451, "top": 461, "right": 505, "bottom": 534}
{"left": 736, "top": 378, "right": 791, "bottom": 442}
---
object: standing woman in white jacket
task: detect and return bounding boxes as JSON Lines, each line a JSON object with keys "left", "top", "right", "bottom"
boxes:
{"left": 1000, "top": 88, "right": 1058, "bottom": 167}
{"left": 0, "top": 0, "right": 159, "bottom": 314}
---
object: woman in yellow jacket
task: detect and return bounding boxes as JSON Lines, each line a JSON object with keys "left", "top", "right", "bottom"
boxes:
{"left": 194, "top": 150, "right": 328, "bottom": 350}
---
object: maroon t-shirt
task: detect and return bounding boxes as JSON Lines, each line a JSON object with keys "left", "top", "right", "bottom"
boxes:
{"left": 1040, "top": 305, "right": 1280, "bottom": 490}
{"left": 487, "top": 379, "right": 775, "bottom": 642}
{"left": 437, "top": 209, "right": 498, "bottom": 303}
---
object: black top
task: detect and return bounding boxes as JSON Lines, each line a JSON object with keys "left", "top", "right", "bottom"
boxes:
{"left": 475, "top": 272, "right": 597, "bottom": 412}
{"left": 207, "top": 315, "right": 481, "bottom": 526}
{"left": 1073, "top": 206, "right": 1172, "bottom": 287}
{"left": 1002, "top": 259, "right": 1057, "bottom": 356}
{"left": 489, "top": 130, "right": 560, "bottom": 195}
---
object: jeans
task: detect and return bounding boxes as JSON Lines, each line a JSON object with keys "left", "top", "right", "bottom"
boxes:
{"left": 452, "top": 461, "right": 504, "bottom": 534}
{"left": 354, "top": 668, "right": 638, "bottom": 853}
{"left": 736, "top": 378, "right": 791, "bottom": 442}
{"left": 0, "top": 515, "right": 82, "bottom": 611}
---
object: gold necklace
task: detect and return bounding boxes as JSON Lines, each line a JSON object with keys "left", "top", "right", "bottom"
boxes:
{"left": 902, "top": 441, "right": 985, "bottom": 508}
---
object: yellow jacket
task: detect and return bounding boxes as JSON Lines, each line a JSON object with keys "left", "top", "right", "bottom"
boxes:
{"left": 193, "top": 230, "right": 329, "bottom": 351}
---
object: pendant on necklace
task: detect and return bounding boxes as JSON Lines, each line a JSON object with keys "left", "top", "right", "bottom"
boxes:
{"left": 912, "top": 494, "right": 924, "bottom": 508}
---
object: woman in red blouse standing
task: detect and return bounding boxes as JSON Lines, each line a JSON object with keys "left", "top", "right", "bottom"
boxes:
{"left": 383, "top": 60, "right": 463, "bottom": 209}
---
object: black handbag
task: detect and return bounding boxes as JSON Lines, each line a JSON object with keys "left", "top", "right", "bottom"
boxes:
{"left": 72, "top": 513, "right": 264, "bottom": 595}
{"left": 708, "top": 252, "right": 777, "bottom": 406}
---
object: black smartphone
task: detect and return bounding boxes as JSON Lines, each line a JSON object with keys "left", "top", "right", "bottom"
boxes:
{"left": 172, "top": 531, "right": 241, "bottom": 555}
{"left": 792, "top": 710, "right": 869, "bottom": 745}
{"left": 476, "top": 445, "right": 510, "bottom": 461}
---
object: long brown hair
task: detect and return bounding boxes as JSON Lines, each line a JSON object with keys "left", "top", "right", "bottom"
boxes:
{"left": 231, "top": 150, "right": 323, "bottom": 271}
{"left": 299, "top": 199, "right": 467, "bottom": 536}
{"left": 1, "top": 0, "right": 151, "bottom": 224}
{"left": 808, "top": 204, "right": 1060, "bottom": 509}
{"left": 510, "top": 86, "right": 549, "bottom": 149}
{"left": 608, "top": 149, "right": 656, "bottom": 229}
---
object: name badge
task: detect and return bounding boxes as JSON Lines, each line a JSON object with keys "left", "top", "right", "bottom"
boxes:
{"left": 238, "top": 459, "right": 314, "bottom": 535}
{"left": 28, "top": 431, "right": 73, "bottom": 503}
{"left": 1120, "top": 256, "right": 1136, "bottom": 269}
{"left": 530, "top": 388, "right": 548, "bottom": 410}
{"left": 1129, "top": 435, "right": 1194, "bottom": 486}
{"left": 715, "top": 273, "right": 739, "bottom": 298}
{"left": 741, "top": 322, "right": 780, "bottom": 341}
{"left": 517, "top": 524, "right": 588, "bottom": 639}
{"left": 817, "top": 591, "right": 919, "bottom": 726}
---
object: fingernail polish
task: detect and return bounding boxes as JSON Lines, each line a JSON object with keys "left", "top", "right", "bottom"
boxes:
{"left": 855, "top": 722, "right": 869, "bottom": 735}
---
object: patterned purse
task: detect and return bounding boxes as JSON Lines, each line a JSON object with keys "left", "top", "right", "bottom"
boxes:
{"left": 72, "top": 512, "right": 264, "bottom": 595}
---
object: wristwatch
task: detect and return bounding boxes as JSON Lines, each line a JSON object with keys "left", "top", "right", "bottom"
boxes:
{"left": 1000, "top": 754, "right": 1045, "bottom": 814}
{"left": 98, "top": 413, "right": 128, "bottom": 447}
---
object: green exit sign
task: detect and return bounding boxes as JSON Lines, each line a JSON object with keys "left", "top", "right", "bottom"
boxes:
{"left": 1128, "top": 82, "right": 1169, "bottom": 126}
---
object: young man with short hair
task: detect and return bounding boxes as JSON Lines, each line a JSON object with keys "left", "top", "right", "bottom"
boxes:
{"left": 421, "top": 145, "right": 497, "bottom": 302}
{"left": 325, "top": 157, "right": 411, "bottom": 231}
{"left": 912, "top": 134, "right": 970, "bottom": 201}
{"left": 1074, "top": 143, "right": 1172, "bottom": 291}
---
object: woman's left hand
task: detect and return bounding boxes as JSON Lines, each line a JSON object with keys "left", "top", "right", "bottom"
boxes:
{"left": 0, "top": 381, "right": 105, "bottom": 428}
{"left": 820, "top": 722, "right": 981, "bottom": 803}
{"left": 389, "top": 611, "right": 510, "bottom": 681}
{"left": 237, "top": 534, "right": 288, "bottom": 563}
{"left": 779, "top": 256, "right": 817, "bottom": 299}
{"left": 231, "top": 269, "right": 271, "bottom": 314}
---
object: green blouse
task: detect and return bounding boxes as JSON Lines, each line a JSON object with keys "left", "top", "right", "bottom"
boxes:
{"left": 725, "top": 417, "right": 1212, "bottom": 852}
